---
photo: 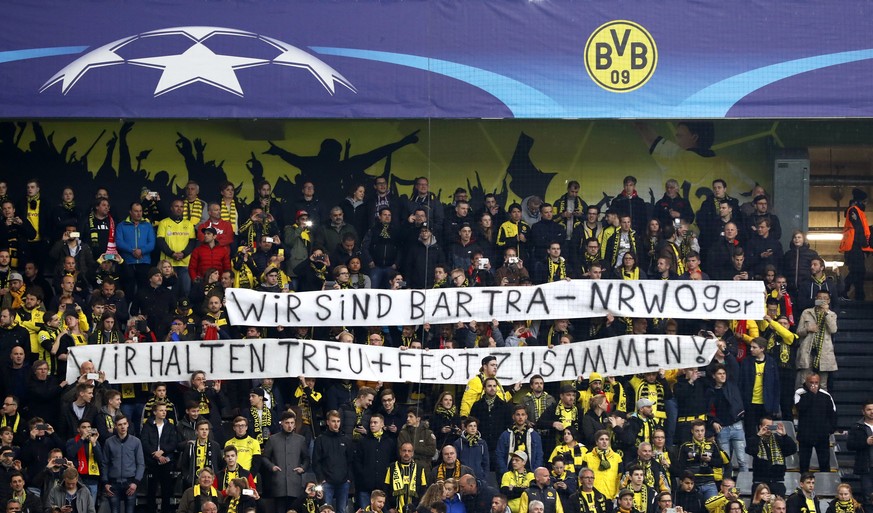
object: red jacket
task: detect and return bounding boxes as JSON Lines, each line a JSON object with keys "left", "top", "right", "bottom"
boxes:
{"left": 188, "top": 242, "right": 231, "bottom": 279}
{"left": 196, "top": 219, "right": 235, "bottom": 247}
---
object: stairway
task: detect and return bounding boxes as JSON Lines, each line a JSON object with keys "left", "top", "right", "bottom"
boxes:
{"left": 831, "top": 300, "right": 873, "bottom": 493}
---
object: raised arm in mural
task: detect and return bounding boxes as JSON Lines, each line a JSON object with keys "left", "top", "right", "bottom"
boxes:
{"left": 175, "top": 132, "right": 229, "bottom": 201}
{"left": 262, "top": 129, "right": 420, "bottom": 198}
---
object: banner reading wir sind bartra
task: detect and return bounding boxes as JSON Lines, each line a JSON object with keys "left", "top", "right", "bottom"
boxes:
{"left": 225, "top": 280, "right": 764, "bottom": 327}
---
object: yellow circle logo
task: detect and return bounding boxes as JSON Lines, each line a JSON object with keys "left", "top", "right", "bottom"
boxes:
{"left": 584, "top": 20, "right": 657, "bottom": 93}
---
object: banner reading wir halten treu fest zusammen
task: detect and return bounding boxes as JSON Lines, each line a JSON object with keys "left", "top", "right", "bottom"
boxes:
{"left": 67, "top": 280, "right": 763, "bottom": 383}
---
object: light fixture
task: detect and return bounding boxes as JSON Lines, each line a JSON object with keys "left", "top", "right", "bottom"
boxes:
{"left": 807, "top": 232, "right": 843, "bottom": 241}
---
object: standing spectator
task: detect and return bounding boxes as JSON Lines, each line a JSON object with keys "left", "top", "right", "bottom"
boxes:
{"left": 101, "top": 415, "right": 145, "bottom": 513}
{"left": 156, "top": 199, "right": 197, "bottom": 297}
{"left": 362, "top": 207, "right": 401, "bottom": 289}
{"left": 796, "top": 258, "right": 835, "bottom": 314}
{"left": 189, "top": 227, "right": 231, "bottom": 281}
{"left": 678, "top": 422, "right": 726, "bottom": 502}
{"left": 64, "top": 419, "right": 103, "bottom": 500}
{"left": 384, "top": 442, "right": 430, "bottom": 513}
{"left": 496, "top": 405, "right": 544, "bottom": 476}
{"left": 140, "top": 402, "right": 180, "bottom": 513}
{"left": 312, "top": 410, "right": 353, "bottom": 513}
{"left": 353, "top": 414, "right": 396, "bottom": 509}
{"left": 570, "top": 467, "right": 613, "bottom": 513}
{"left": 581, "top": 430, "right": 623, "bottom": 501}
{"left": 177, "top": 419, "right": 222, "bottom": 489}
{"left": 84, "top": 198, "right": 115, "bottom": 258}
{"left": 610, "top": 176, "right": 648, "bottom": 236}
{"left": 398, "top": 408, "right": 437, "bottom": 475}
{"left": 839, "top": 188, "right": 873, "bottom": 301}
{"left": 115, "top": 202, "right": 155, "bottom": 297}
{"left": 694, "top": 179, "right": 740, "bottom": 256}
{"left": 783, "top": 232, "right": 819, "bottom": 299}
{"left": 182, "top": 180, "right": 208, "bottom": 226}
{"left": 746, "top": 219, "right": 783, "bottom": 278}
{"left": 45, "top": 467, "right": 96, "bottom": 513}
{"left": 198, "top": 202, "right": 235, "bottom": 249}
{"left": 454, "top": 418, "right": 490, "bottom": 481}
{"left": 262, "top": 411, "right": 310, "bottom": 513}
{"left": 654, "top": 179, "right": 694, "bottom": 227}
{"left": 553, "top": 182, "right": 585, "bottom": 242}
{"left": 217, "top": 181, "right": 246, "bottom": 234}
{"left": 707, "top": 365, "right": 746, "bottom": 473}
{"left": 404, "top": 177, "right": 444, "bottom": 234}
{"left": 739, "top": 339, "right": 780, "bottom": 433}
{"left": 745, "top": 416, "right": 796, "bottom": 498}
{"left": 794, "top": 373, "right": 836, "bottom": 474}
{"left": 847, "top": 399, "right": 873, "bottom": 507}
{"left": 51, "top": 186, "right": 84, "bottom": 239}
{"left": 795, "top": 290, "right": 838, "bottom": 389}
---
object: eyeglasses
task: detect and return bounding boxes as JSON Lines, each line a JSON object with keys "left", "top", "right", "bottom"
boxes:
{"left": 338, "top": 272, "right": 350, "bottom": 275}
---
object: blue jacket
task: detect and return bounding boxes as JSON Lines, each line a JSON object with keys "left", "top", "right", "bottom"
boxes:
{"left": 445, "top": 493, "right": 467, "bottom": 513}
{"left": 453, "top": 437, "right": 490, "bottom": 481}
{"left": 738, "top": 355, "right": 780, "bottom": 415}
{"left": 494, "top": 427, "right": 543, "bottom": 475}
{"left": 116, "top": 218, "right": 156, "bottom": 265}
{"left": 101, "top": 434, "right": 145, "bottom": 485}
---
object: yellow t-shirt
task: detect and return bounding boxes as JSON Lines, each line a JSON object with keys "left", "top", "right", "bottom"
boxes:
{"left": 752, "top": 361, "right": 765, "bottom": 405}
{"left": 157, "top": 218, "right": 195, "bottom": 265}
{"left": 226, "top": 436, "right": 261, "bottom": 472}
{"left": 501, "top": 471, "right": 534, "bottom": 513}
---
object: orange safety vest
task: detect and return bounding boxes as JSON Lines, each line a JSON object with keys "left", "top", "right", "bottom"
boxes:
{"left": 839, "top": 205, "right": 873, "bottom": 253}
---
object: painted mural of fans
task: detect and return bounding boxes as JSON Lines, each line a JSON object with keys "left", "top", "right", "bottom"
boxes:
{"left": 263, "top": 130, "right": 420, "bottom": 206}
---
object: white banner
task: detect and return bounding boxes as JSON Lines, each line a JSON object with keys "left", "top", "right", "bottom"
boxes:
{"left": 225, "top": 280, "right": 764, "bottom": 327}
{"left": 66, "top": 335, "right": 718, "bottom": 385}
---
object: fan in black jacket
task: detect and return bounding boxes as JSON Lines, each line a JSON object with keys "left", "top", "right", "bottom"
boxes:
{"left": 141, "top": 403, "right": 180, "bottom": 513}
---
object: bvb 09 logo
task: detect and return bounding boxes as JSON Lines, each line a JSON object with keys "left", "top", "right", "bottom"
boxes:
{"left": 584, "top": 20, "right": 657, "bottom": 93}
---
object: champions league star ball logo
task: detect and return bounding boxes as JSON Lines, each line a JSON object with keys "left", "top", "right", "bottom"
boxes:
{"left": 40, "top": 26, "right": 357, "bottom": 97}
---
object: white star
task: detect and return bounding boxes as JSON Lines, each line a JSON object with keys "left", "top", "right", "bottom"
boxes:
{"left": 262, "top": 36, "right": 356, "bottom": 95}
{"left": 128, "top": 42, "right": 269, "bottom": 97}
{"left": 40, "top": 36, "right": 135, "bottom": 94}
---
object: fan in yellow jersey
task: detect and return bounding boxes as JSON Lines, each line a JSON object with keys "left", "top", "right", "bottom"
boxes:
{"left": 501, "top": 451, "right": 535, "bottom": 513}
{"left": 156, "top": 199, "right": 197, "bottom": 295}
{"left": 226, "top": 416, "right": 261, "bottom": 474}
{"left": 582, "top": 430, "right": 623, "bottom": 500}
{"left": 461, "top": 356, "right": 520, "bottom": 417}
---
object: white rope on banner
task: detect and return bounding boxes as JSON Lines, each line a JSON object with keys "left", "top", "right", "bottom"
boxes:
{"left": 66, "top": 335, "right": 718, "bottom": 385}
{"left": 225, "top": 280, "right": 765, "bottom": 327}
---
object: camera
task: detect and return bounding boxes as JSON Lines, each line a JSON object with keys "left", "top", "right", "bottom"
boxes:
{"left": 304, "top": 220, "right": 313, "bottom": 227}
{"left": 103, "top": 254, "right": 115, "bottom": 261}
{"left": 508, "top": 256, "right": 519, "bottom": 265}
{"left": 147, "top": 191, "right": 158, "bottom": 200}
{"left": 69, "top": 231, "right": 80, "bottom": 239}
{"left": 242, "top": 488, "right": 255, "bottom": 496}
{"left": 815, "top": 299, "right": 827, "bottom": 306}
{"left": 205, "top": 380, "right": 215, "bottom": 388}
{"left": 313, "top": 254, "right": 325, "bottom": 262}
{"left": 397, "top": 280, "right": 407, "bottom": 288}
{"left": 86, "top": 373, "right": 99, "bottom": 380}
{"left": 135, "top": 320, "right": 148, "bottom": 332}
{"left": 264, "top": 237, "right": 274, "bottom": 244}
{"left": 478, "top": 257, "right": 489, "bottom": 270}
{"left": 314, "top": 485, "right": 324, "bottom": 492}
{"left": 52, "top": 458, "right": 66, "bottom": 466}
{"left": 673, "top": 218, "right": 681, "bottom": 227}
{"left": 36, "top": 424, "right": 49, "bottom": 431}
{"left": 767, "top": 424, "right": 779, "bottom": 431}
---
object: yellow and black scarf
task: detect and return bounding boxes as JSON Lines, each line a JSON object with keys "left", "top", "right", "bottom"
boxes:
{"left": 251, "top": 406, "right": 272, "bottom": 445}
{"left": 547, "top": 257, "right": 567, "bottom": 282}
{"left": 812, "top": 309, "right": 826, "bottom": 370}
{"left": 436, "top": 462, "right": 462, "bottom": 481}
{"left": 756, "top": 434, "right": 784, "bottom": 466}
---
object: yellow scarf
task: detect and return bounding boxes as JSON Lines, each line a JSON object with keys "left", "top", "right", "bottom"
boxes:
{"left": 1, "top": 413, "right": 20, "bottom": 433}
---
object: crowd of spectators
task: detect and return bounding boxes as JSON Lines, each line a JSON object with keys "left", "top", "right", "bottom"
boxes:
{"left": 0, "top": 159, "right": 869, "bottom": 513}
